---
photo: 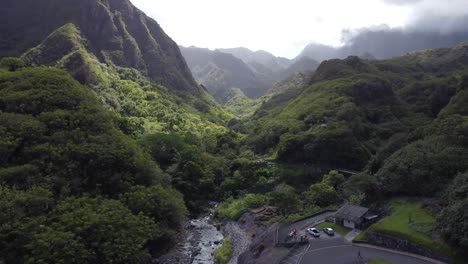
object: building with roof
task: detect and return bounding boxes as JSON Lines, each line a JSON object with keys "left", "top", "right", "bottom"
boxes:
{"left": 333, "top": 204, "right": 378, "bottom": 230}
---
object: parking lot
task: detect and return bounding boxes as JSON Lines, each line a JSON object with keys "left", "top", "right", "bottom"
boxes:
{"left": 281, "top": 230, "right": 439, "bottom": 264}
{"left": 277, "top": 211, "right": 336, "bottom": 244}
{"left": 278, "top": 215, "right": 441, "bottom": 264}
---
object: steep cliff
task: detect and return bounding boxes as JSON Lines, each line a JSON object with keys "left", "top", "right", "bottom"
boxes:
{"left": 0, "top": 0, "right": 199, "bottom": 93}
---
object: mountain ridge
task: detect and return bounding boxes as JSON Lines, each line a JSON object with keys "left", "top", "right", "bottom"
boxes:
{"left": 297, "top": 29, "right": 468, "bottom": 62}
{"left": 181, "top": 46, "right": 322, "bottom": 104}
{"left": 244, "top": 43, "right": 468, "bottom": 170}
{"left": 0, "top": 0, "right": 199, "bottom": 93}
{"left": 180, "top": 45, "right": 270, "bottom": 102}
{"left": 217, "top": 47, "right": 292, "bottom": 72}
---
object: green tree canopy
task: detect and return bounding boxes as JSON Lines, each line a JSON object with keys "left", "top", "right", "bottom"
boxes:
{"left": 0, "top": 57, "right": 25, "bottom": 71}
{"left": 304, "top": 182, "right": 337, "bottom": 207}
{"left": 322, "top": 170, "right": 345, "bottom": 189}
{"left": 48, "top": 197, "right": 157, "bottom": 264}
{"left": 270, "top": 183, "right": 300, "bottom": 215}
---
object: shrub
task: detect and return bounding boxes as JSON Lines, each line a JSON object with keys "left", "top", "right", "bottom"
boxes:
{"left": 214, "top": 237, "right": 233, "bottom": 264}
{"left": 216, "top": 194, "right": 269, "bottom": 220}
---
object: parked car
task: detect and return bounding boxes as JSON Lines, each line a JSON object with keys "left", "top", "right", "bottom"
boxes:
{"left": 323, "top": 227, "right": 335, "bottom": 236}
{"left": 307, "top": 227, "right": 320, "bottom": 237}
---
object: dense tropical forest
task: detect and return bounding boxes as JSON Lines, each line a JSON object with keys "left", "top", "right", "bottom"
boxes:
{"left": 1, "top": 0, "right": 468, "bottom": 263}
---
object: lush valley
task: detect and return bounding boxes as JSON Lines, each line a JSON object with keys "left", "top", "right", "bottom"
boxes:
{"left": 229, "top": 44, "right": 468, "bottom": 261}
{"left": 180, "top": 46, "right": 271, "bottom": 101}
{"left": 1, "top": 0, "right": 468, "bottom": 263}
{"left": 0, "top": 0, "right": 238, "bottom": 262}
{"left": 180, "top": 46, "right": 321, "bottom": 106}
{"left": 243, "top": 46, "right": 468, "bottom": 173}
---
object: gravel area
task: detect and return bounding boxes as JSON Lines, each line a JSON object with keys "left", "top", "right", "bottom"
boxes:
{"left": 222, "top": 221, "right": 252, "bottom": 264}
{"left": 153, "top": 225, "right": 199, "bottom": 264}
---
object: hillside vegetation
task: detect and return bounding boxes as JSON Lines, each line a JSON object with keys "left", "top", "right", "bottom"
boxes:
{"left": 0, "top": 63, "right": 188, "bottom": 263}
{"left": 231, "top": 44, "right": 468, "bottom": 259}
{"left": 21, "top": 23, "right": 230, "bottom": 136}
{"left": 1, "top": 1, "right": 468, "bottom": 262}
{"left": 244, "top": 45, "right": 468, "bottom": 173}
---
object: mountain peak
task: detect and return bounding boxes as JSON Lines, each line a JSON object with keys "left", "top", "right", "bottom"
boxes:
{"left": 218, "top": 47, "right": 292, "bottom": 72}
{"left": 22, "top": 23, "right": 86, "bottom": 66}
{"left": 0, "top": 0, "right": 199, "bottom": 93}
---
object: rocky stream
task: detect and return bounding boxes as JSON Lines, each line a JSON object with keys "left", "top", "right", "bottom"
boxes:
{"left": 154, "top": 205, "right": 224, "bottom": 264}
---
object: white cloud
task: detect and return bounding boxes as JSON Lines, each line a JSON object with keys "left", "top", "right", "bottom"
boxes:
{"left": 404, "top": 0, "right": 468, "bottom": 33}
{"left": 383, "top": 0, "right": 422, "bottom": 6}
{"left": 129, "top": 0, "right": 413, "bottom": 58}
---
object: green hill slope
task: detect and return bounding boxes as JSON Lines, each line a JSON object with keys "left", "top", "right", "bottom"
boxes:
{"left": 20, "top": 23, "right": 230, "bottom": 136}
{"left": 0, "top": 64, "right": 187, "bottom": 263}
{"left": 244, "top": 44, "right": 468, "bottom": 173}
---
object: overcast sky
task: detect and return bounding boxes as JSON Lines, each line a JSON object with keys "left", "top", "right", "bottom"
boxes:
{"left": 130, "top": 0, "right": 468, "bottom": 58}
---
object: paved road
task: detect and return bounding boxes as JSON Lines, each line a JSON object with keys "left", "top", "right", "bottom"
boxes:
{"left": 281, "top": 234, "right": 438, "bottom": 264}
{"left": 300, "top": 243, "right": 437, "bottom": 264}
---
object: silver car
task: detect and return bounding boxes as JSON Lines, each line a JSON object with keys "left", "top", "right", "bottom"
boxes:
{"left": 307, "top": 227, "right": 320, "bottom": 237}
{"left": 323, "top": 227, "right": 335, "bottom": 236}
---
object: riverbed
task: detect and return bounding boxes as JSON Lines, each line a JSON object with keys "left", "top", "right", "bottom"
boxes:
{"left": 155, "top": 207, "right": 224, "bottom": 264}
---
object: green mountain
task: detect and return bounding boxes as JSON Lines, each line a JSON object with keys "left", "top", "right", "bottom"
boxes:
{"left": 0, "top": 0, "right": 199, "bottom": 94}
{"left": 180, "top": 46, "right": 270, "bottom": 101}
{"left": 19, "top": 23, "right": 229, "bottom": 136}
{"left": 236, "top": 45, "right": 468, "bottom": 259}
{"left": 181, "top": 46, "right": 321, "bottom": 106}
{"left": 218, "top": 47, "right": 292, "bottom": 72}
{"left": 278, "top": 56, "right": 320, "bottom": 80}
{"left": 2, "top": 0, "right": 468, "bottom": 262}
{"left": 217, "top": 47, "right": 320, "bottom": 89}
{"left": 244, "top": 43, "right": 468, "bottom": 175}
{"left": 0, "top": 62, "right": 189, "bottom": 263}
{"left": 0, "top": 0, "right": 234, "bottom": 136}
{"left": 0, "top": 1, "right": 237, "bottom": 262}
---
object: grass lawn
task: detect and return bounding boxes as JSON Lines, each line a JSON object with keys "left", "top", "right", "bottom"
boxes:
{"left": 355, "top": 198, "right": 452, "bottom": 257}
{"left": 315, "top": 222, "right": 352, "bottom": 236}
{"left": 368, "top": 258, "right": 394, "bottom": 264}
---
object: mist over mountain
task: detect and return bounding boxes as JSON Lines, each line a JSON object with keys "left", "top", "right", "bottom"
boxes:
{"left": 298, "top": 4, "right": 468, "bottom": 62}
{"left": 296, "top": 43, "right": 339, "bottom": 62}
{"left": 279, "top": 56, "right": 319, "bottom": 80}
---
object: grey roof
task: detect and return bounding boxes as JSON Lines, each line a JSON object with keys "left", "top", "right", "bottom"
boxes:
{"left": 335, "top": 205, "right": 369, "bottom": 223}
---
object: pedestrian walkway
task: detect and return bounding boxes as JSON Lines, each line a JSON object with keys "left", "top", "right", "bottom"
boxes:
{"left": 344, "top": 229, "right": 361, "bottom": 242}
